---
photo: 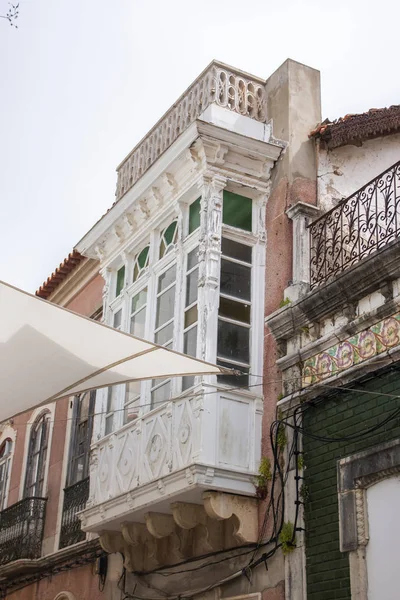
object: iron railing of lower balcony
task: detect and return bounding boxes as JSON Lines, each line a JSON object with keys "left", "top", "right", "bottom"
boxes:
{"left": 309, "top": 160, "right": 400, "bottom": 289}
{"left": 59, "top": 477, "right": 89, "bottom": 549}
{"left": 0, "top": 497, "right": 47, "bottom": 565}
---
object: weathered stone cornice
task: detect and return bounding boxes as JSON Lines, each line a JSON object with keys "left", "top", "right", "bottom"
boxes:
{"left": 77, "top": 120, "right": 283, "bottom": 264}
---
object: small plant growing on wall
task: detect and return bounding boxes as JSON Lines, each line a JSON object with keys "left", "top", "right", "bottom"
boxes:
{"left": 279, "top": 297, "right": 291, "bottom": 308}
{"left": 279, "top": 521, "right": 296, "bottom": 555}
{"left": 255, "top": 457, "right": 272, "bottom": 499}
{"left": 277, "top": 409, "right": 287, "bottom": 451}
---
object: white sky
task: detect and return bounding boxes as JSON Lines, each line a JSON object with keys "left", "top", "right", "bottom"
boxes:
{"left": 1, "top": 0, "right": 399, "bottom": 293}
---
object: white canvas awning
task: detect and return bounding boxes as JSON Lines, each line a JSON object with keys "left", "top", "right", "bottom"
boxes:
{"left": 0, "top": 281, "right": 228, "bottom": 422}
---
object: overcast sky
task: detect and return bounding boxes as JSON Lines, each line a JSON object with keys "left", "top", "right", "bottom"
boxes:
{"left": 1, "top": 0, "right": 399, "bottom": 293}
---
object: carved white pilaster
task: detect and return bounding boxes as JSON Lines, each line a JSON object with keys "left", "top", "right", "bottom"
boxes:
{"left": 197, "top": 173, "right": 227, "bottom": 364}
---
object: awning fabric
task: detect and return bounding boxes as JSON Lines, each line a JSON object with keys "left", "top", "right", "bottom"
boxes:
{"left": 0, "top": 281, "right": 227, "bottom": 422}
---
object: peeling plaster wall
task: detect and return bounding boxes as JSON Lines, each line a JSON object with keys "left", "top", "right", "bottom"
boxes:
{"left": 317, "top": 133, "right": 400, "bottom": 212}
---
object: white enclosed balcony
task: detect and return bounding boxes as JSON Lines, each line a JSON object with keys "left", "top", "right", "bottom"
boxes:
{"left": 77, "top": 60, "right": 285, "bottom": 569}
{"left": 81, "top": 383, "right": 262, "bottom": 534}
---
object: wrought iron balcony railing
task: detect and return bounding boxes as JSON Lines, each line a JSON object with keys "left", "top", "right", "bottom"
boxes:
{"left": 0, "top": 497, "right": 47, "bottom": 565}
{"left": 59, "top": 477, "right": 89, "bottom": 549}
{"left": 310, "top": 161, "right": 400, "bottom": 289}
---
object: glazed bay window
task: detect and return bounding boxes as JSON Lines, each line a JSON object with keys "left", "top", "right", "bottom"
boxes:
{"left": 151, "top": 263, "right": 177, "bottom": 406}
{"left": 130, "top": 287, "right": 147, "bottom": 338}
{"left": 182, "top": 247, "right": 199, "bottom": 390}
{"left": 116, "top": 265, "right": 125, "bottom": 297}
{"left": 217, "top": 237, "right": 252, "bottom": 385}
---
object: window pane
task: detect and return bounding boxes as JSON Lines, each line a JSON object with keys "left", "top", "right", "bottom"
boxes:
{"left": 164, "top": 221, "right": 177, "bottom": 245}
{"left": 220, "top": 259, "right": 251, "bottom": 301}
{"left": 158, "top": 265, "right": 177, "bottom": 293}
{"left": 113, "top": 309, "right": 122, "bottom": 329}
{"left": 130, "top": 307, "right": 146, "bottom": 338}
{"left": 124, "top": 400, "right": 140, "bottom": 424}
{"left": 184, "top": 325, "right": 197, "bottom": 357}
{"left": 151, "top": 380, "right": 171, "bottom": 407}
{"left": 182, "top": 376, "right": 195, "bottom": 391}
{"left": 116, "top": 266, "right": 125, "bottom": 296}
{"left": 184, "top": 305, "right": 198, "bottom": 329}
{"left": 219, "top": 296, "right": 250, "bottom": 324}
{"left": 187, "top": 247, "right": 199, "bottom": 270}
{"left": 189, "top": 197, "right": 201, "bottom": 234}
{"left": 124, "top": 382, "right": 141, "bottom": 424}
{"left": 186, "top": 269, "right": 198, "bottom": 306}
{"left": 138, "top": 246, "right": 149, "bottom": 269}
{"left": 217, "top": 320, "right": 250, "bottom": 364}
{"left": 132, "top": 289, "right": 147, "bottom": 313}
{"left": 217, "top": 360, "right": 249, "bottom": 387}
{"left": 156, "top": 286, "right": 175, "bottom": 328}
{"left": 125, "top": 380, "right": 141, "bottom": 401}
{"left": 155, "top": 321, "right": 174, "bottom": 346}
{"left": 105, "top": 415, "right": 113, "bottom": 436}
{"left": 223, "top": 191, "right": 252, "bottom": 231}
{"left": 221, "top": 238, "right": 252, "bottom": 263}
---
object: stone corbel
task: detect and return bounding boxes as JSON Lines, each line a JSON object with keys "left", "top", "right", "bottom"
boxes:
{"left": 188, "top": 145, "right": 203, "bottom": 171}
{"left": 99, "top": 531, "right": 124, "bottom": 554}
{"left": 123, "top": 210, "right": 138, "bottom": 232}
{"left": 163, "top": 172, "right": 178, "bottom": 196}
{"left": 203, "top": 492, "right": 258, "bottom": 543}
{"left": 139, "top": 199, "right": 150, "bottom": 219}
{"left": 121, "top": 522, "right": 158, "bottom": 571}
{"left": 112, "top": 224, "right": 125, "bottom": 242}
{"left": 171, "top": 502, "right": 206, "bottom": 529}
{"left": 144, "top": 512, "right": 175, "bottom": 538}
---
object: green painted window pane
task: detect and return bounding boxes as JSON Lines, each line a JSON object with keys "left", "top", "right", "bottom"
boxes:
{"left": 164, "top": 221, "right": 177, "bottom": 245}
{"left": 138, "top": 246, "right": 149, "bottom": 269}
{"left": 223, "top": 191, "right": 252, "bottom": 231}
{"left": 116, "top": 266, "right": 125, "bottom": 296}
{"left": 189, "top": 197, "right": 201, "bottom": 234}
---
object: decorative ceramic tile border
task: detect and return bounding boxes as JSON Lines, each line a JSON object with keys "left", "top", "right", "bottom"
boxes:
{"left": 302, "top": 313, "right": 400, "bottom": 387}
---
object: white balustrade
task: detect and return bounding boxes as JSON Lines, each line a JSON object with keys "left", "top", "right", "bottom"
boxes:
{"left": 116, "top": 62, "right": 268, "bottom": 201}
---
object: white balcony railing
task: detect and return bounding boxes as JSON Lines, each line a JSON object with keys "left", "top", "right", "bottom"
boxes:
{"left": 82, "top": 385, "right": 262, "bottom": 533}
{"left": 115, "top": 61, "right": 268, "bottom": 201}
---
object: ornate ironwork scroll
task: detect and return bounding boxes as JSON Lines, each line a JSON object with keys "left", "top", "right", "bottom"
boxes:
{"left": 310, "top": 161, "right": 400, "bottom": 289}
{"left": 59, "top": 477, "right": 89, "bottom": 549}
{"left": 0, "top": 497, "right": 47, "bottom": 565}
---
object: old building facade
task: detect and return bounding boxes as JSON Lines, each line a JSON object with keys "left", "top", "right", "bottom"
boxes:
{"left": 8, "top": 57, "right": 397, "bottom": 600}
{"left": 266, "top": 107, "right": 400, "bottom": 599}
{"left": 0, "top": 255, "right": 121, "bottom": 599}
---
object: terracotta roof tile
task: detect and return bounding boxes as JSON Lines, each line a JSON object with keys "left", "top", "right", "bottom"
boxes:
{"left": 309, "top": 105, "right": 400, "bottom": 148}
{"left": 36, "top": 251, "right": 84, "bottom": 299}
